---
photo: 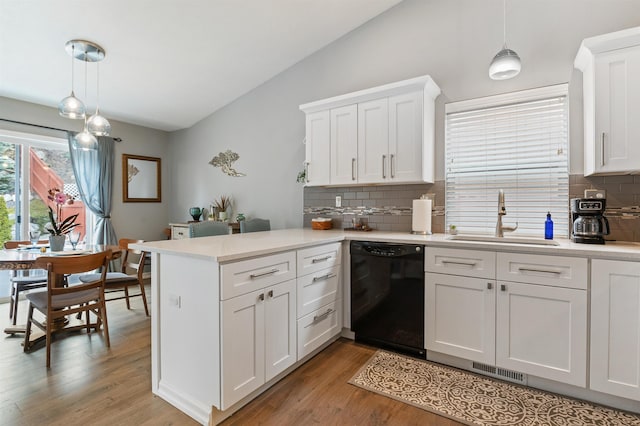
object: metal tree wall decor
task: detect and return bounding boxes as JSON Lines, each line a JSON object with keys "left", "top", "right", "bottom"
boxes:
{"left": 209, "top": 150, "right": 246, "bottom": 177}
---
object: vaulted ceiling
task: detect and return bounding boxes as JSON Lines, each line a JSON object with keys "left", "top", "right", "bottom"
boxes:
{"left": 0, "top": 0, "right": 402, "bottom": 131}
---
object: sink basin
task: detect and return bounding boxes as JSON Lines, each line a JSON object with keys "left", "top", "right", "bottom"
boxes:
{"left": 446, "top": 234, "right": 560, "bottom": 246}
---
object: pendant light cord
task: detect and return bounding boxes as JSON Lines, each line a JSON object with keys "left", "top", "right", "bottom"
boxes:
{"left": 70, "top": 45, "right": 75, "bottom": 93}
{"left": 502, "top": 0, "right": 507, "bottom": 48}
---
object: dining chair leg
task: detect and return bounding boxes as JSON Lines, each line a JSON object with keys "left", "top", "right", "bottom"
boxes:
{"left": 9, "top": 283, "right": 15, "bottom": 320}
{"left": 124, "top": 286, "right": 131, "bottom": 310}
{"left": 100, "top": 302, "right": 110, "bottom": 348}
{"left": 45, "top": 316, "right": 52, "bottom": 368}
{"left": 10, "top": 288, "right": 19, "bottom": 325}
{"left": 23, "top": 303, "right": 34, "bottom": 352}
{"left": 139, "top": 282, "right": 150, "bottom": 317}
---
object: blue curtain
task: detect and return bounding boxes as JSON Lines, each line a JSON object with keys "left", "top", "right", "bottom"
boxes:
{"left": 67, "top": 133, "right": 117, "bottom": 246}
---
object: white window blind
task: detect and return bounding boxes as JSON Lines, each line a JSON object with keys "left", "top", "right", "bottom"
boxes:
{"left": 445, "top": 85, "right": 569, "bottom": 237}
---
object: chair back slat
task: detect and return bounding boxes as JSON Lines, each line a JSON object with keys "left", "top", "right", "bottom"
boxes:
{"left": 34, "top": 250, "right": 112, "bottom": 296}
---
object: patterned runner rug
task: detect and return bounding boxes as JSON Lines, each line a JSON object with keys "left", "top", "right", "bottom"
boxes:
{"left": 349, "top": 350, "right": 640, "bottom": 426}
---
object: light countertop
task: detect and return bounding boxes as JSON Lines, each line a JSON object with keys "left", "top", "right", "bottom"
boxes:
{"left": 132, "top": 228, "right": 640, "bottom": 263}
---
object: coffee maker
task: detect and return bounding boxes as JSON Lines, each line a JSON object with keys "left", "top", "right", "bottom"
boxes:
{"left": 571, "top": 198, "right": 610, "bottom": 244}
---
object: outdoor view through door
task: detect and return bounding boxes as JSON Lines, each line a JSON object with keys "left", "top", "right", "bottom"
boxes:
{"left": 0, "top": 131, "right": 93, "bottom": 299}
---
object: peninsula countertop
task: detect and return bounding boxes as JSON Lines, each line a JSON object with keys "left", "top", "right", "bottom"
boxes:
{"left": 132, "top": 228, "right": 640, "bottom": 263}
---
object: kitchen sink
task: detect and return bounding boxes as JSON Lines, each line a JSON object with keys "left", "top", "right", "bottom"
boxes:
{"left": 446, "top": 234, "right": 560, "bottom": 246}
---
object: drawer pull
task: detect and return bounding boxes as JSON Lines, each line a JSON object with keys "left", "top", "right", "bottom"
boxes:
{"left": 487, "top": 282, "right": 493, "bottom": 290}
{"left": 441, "top": 260, "right": 477, "bottom": 267}
{"left": 313, "top": 308, "right": 334, "bottom": 323}
{"left": 258, "top": 293, "right": 265, "bottom": 301}
{"left": 311, "top": 255, "right": 332, "bottom": 264}
{"left": 518, "top": 267, "right": 562, "bottom": 275}
{"left": 249, "top": 268, "right": 279, "bottom": 279}
{"left": 312, "top": 273, "right": 336, "bottom": 282}
{"left": 501, "top": 284, "right": 506, "bottom": 292}
{"left": 267, "top": 290, "right": 274, "bottom": 298}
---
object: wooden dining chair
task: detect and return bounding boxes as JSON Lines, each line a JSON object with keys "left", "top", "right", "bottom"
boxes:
{"left": 4, "top": 240, "right": 49, "bottom": 325}
{"left": 189, "top": 221, "right": 229, "bottom": 237}
{"left": 240, "top": 218, "right": 271, "bottom": 233}
{"left": 24, "top": 250, "right": 112, "bottom": 368}
{"left": 77, "top": 239, "right": 149, "bottom": 316}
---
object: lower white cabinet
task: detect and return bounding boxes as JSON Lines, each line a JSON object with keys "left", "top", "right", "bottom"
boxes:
{"left": 220, "top": 279, "right": 296, "bottom": 410}
{"left": 590, "top": 259, "right": 640, "bottom": 401}
{"left": 425, "top": 272, "right": 495, "bottom": 364}
{"left": 496, "top": 280, "right": 587, "bottom": 387}
{"left": 426, "top": 248, "right": 587, "bottom": 388}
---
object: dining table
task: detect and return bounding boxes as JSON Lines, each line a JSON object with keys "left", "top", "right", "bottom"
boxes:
{"left": 2, "top": 243, "right": 119, "bottom": 335}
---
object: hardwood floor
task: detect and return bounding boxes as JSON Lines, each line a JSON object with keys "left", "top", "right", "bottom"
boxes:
{"left": 1, "top": 293, "right": 461, "bottom": 426}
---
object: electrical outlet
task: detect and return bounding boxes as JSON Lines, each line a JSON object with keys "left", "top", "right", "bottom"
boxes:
{"left": 335, "top": 196, "right": 342, "bottom": 207}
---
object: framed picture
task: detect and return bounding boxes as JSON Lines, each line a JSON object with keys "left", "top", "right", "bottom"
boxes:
{"left": 122, "top": 154, "right": 161, "bottom": 202}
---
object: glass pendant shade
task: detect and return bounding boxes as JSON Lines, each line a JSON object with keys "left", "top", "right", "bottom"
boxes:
{"left": 489, "top": 47, "right": 521, "bottom": 80}
{"left": 58, "top": 90, "right": 86, "bottom": 119}
{"left": 72, "top": 125, "right": 98, "bottom": 151}
{"left": 87, "top": 108, "right": 111, "bottom": 136}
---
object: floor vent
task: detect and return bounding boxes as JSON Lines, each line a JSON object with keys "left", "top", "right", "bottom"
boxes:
{"left": 472, "top": 362, "right": 527, "bottom": 384}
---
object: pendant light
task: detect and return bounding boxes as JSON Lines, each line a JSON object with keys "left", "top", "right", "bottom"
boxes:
{"left": 58, "top": 44, "right": 86, "bottom": 119}
{"left": 87, "top": 60, "right": 111, "bottom": 136}
{"left": 489, "top": 0, "right": 521, "bottom": 80}
{"left": 72, "top": 57, "right": 98, "bottom": 151}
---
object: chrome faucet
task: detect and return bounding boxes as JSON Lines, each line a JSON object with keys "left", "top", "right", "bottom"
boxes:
{"left": 495, "top": 189, "right": 518, "bottom": 237}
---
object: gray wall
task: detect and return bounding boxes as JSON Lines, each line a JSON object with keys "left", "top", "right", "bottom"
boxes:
{"left": 167, "top": 0, "right": 640, "bottom": 228}
{"left": 0, "top": 96, "right": 171, "bottom": 242}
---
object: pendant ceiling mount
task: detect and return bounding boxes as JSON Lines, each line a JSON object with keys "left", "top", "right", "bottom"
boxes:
{"left": 65, "top": 40, "right": 105, "bottom": 63}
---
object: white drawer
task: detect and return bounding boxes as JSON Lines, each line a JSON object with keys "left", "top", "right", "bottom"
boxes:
{"left": 426, "top": 247, "right": 496, "bottom": 279}
{"left": 220, "top": 251, "right": 296, "bottom": 300}
{"left": 297, "top": 243, "right": 342, "bottom": 277}
{"left": 171, "top": 225, "right": 190, "bottom": 240}
{"left": 497, "top": 252, "right": 587, "bottom": 290}
{"left": 297, "top": 300, "right": 341, "bottom": 359}
{"left": 297, "top": 265, "right": 340, "bottom": 318}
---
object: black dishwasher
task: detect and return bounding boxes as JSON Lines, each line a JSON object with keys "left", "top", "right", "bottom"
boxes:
{"left": 350, "top": 241, "right": 425, "bottom": 358}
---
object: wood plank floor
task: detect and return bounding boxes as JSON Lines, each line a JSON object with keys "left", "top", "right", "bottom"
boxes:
{"left": 1, "top": 293, "right": 461, "bottom": 426}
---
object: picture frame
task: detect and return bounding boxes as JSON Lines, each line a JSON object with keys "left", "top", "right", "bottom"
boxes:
{"left": 122, "top": 154, "right": 161, "bottom": 202}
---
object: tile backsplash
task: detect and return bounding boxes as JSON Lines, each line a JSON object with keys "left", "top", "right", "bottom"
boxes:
{"left": 303, "top": 175, "right": 640, "bottom": 242}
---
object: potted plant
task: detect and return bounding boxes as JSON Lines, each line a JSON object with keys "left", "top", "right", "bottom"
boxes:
{"left": 214, "top": 195, "right": 231, "bottom": 221}
{"left": 45, "top": 188, "right": 80, "bottom": 251}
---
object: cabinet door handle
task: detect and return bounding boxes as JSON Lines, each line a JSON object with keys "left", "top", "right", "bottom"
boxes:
{"left": 267, "top": 290, "right": 273, "bottom": 298}
{"left": 601, "top": 132, "right": 605, "bottom": 167}
{"left": 304, "top": 162, "right": 310, "bottom": 183}
{"left": 500, "top": 284, "right": 506, "bottom": 292}
{"left": 351, "top": 158, "right": 356, "bottom": 181}
{"left": 441, "top": 260, "right": 477, "bottom": 267}
{"left": 313, "top": 308, "right": 333, "bottom": 323}
{"left": 311, "top": 255, "right": 331, "bottom": 264}
{"left": 258, "top": 293, "right": 265, "bottom": 301}
{"left": 382, "top": 155, "right": 387, "bottom": 179}
{"left": 518, "top": 267, "right": 562, "bottom": 275}
{"left": 487, "top": 282, "right": 492, "bottom": 290}
{"left": 249, "top": 268, "right": 278, "bottom": 279}
{"left": 390, "top": 154, "right": 395, "bottom": 178}
{"left": 312, "top": 273, "right": 336, "bottom": 282}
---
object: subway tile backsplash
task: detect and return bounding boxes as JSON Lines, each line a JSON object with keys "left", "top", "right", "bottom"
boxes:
{"left": 303, "top": 175, "right": 640, "bottom": 242}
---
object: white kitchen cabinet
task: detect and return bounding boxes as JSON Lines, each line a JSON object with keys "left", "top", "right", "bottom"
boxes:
{"left": 574, "top": 26, "right": 640, "bottom": 175}
{"left": 299, "top": 75, "right": 440, "bottom": 186}
{"left": 170, "top": 223, "right": 189, "bottom": 240}
{"left": 330, "top": 105, "right": 358, "bottom": 185}
{"left": 357, "top": 98, "right": 389, "bottom": 183}
{"left": 220, "top": 279, "right": 296, "bottom": 410}
{"left": 425, "top": 272, "right": 495, "bottom": 364}
{"left": 304, "top": 110, "right": 331, "bottom": 186}
{"left": 426, "top": 248, "right": 588, "bottom": 387}
{"left": 495, "top": 280, "right": 587, "bottom": 387}
{"left": 590, "top": 259, "right": 640, "bottom": 401}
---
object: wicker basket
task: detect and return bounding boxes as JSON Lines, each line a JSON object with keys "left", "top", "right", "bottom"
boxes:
{"left": 311, "top": 218, "right": 333, "bottom": 230}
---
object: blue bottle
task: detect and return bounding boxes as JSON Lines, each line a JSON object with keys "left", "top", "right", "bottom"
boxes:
{"left": 545, "top": 212, "right": 554, "bottom": 240}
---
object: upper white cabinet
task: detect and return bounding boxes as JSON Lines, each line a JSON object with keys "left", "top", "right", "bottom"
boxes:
{"left": 300, "top": 75, "right": 440, "bottom": 186}
{"left": 575, "top": 26, "right": 640, "bottom": 175}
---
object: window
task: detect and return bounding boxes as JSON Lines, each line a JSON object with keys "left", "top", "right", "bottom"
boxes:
{"left": 0, "top": 129, "right": 94, "bottom": 299}
{"left": 445, "top": 84, "right": 569, "bottom": 237}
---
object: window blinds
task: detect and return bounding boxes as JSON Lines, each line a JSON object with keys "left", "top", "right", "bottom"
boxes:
{"left": 445, "top": 85, "right": 569, "bottom": 237}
